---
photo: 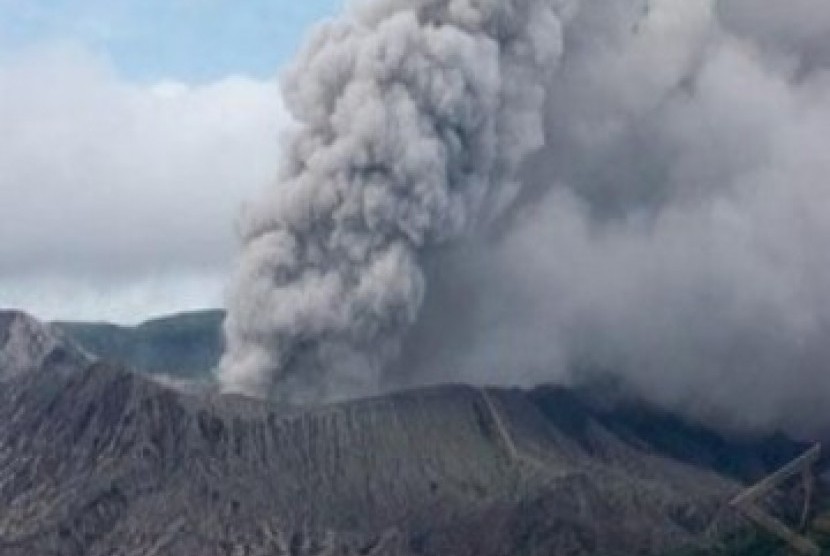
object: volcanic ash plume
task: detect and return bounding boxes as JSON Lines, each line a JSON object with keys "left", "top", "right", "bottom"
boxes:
{"left": 220, "top": 0, "right": 565, "bottom": 401}
{"left": 392, "top": 0, "right": 830, "bottom": 435}
{"left": 223, "top": 0, "right": 830, "bottom": 434}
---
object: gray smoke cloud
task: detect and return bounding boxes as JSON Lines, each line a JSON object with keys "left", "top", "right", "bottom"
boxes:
{"left": 220, "top": 0, "right": 565, "bottom": 401}
{"left": 222, "top": 0, "right": 830, "bottom": 435}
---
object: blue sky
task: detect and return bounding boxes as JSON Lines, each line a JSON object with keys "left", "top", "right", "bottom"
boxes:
{"left": 0, "top": 0, "right": 344, "bottom": 82}
{"left": 0, "top": 1, "right": 344, "bottom": 322}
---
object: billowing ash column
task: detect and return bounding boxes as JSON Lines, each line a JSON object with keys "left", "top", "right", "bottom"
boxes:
{"left": 219, "top": 0, "right": 564, "bottom": 402}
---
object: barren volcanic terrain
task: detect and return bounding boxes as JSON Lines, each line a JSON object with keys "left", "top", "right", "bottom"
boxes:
{"left": 0, "top": 310, "right": 811, "bottom": 555}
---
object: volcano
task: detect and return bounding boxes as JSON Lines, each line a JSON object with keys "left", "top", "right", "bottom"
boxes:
{"left": 0, "top": 310, "right": 816, "bottom": 556}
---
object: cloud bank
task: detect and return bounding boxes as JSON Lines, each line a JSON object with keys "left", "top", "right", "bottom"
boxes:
{"left": 0, "top": 44, "right": 285, "bottom": 322}
{"left": 218, "top": 0, "right": 830, "bottom": 435}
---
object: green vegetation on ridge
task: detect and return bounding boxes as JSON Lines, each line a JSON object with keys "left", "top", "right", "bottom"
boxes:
{"left": 54, "top": 309, "right": 224, "bottom": 379}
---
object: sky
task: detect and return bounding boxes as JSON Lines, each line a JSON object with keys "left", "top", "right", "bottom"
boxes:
{"left": 0, "top": 1, "right": 343, "bottom": 323}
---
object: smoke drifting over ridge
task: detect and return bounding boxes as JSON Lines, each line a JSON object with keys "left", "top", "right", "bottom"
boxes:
{"left": 223, "top": 0, "right": 830, "bottom": 434}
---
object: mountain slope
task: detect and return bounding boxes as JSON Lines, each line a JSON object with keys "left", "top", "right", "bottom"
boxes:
{"left": 0, "top": 311, "right": 811, "bottom": 556}
{"left": 53, "top": 310, "right": 224, "bottom": 379}
{"left": 0, "top": 311, "right": 90, "bottom": 382}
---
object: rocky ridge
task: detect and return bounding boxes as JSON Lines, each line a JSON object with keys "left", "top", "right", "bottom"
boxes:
{"left": 0, "top": 310, "right": 808, "bottom": 555}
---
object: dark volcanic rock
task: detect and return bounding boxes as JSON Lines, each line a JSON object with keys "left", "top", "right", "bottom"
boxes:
{"left": 0, "top": 312, "right": 808, "bottom": 556}
{"left": 0, "top": 310, "right": 91, "bottom": 382}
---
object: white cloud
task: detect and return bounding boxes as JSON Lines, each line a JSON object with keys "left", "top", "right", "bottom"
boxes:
{"left": 0, "top": 43, "right": 287, "bottom": 322}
